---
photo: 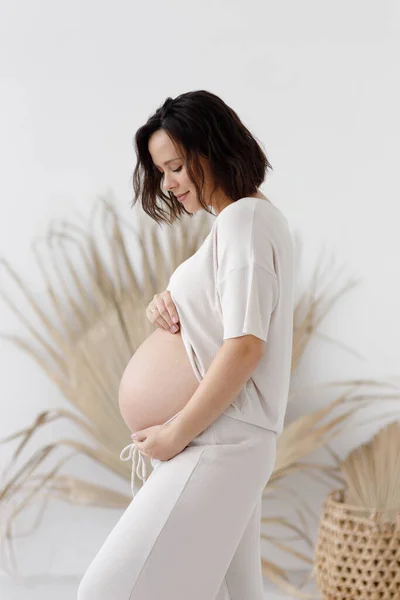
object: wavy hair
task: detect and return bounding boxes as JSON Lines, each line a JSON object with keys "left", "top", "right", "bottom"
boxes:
{"left": 131, "top": 90, "right": 273, "bottom": 226}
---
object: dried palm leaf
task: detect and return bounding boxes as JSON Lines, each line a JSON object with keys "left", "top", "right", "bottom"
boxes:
{"left": 1, "top": 195, "right": 398, "bottom": 597}
{"left": 341, "top": 421, "right": 400, "bottom": 523}
{"left": 262, "top": 558, "right": 319, "bottom": 599}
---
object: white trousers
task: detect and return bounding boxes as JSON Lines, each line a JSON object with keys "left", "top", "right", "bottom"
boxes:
{"left": 77, "top": 410, "right": 276, "bottom": 600}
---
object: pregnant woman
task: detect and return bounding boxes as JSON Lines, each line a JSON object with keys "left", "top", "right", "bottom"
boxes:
{"left": 77, "top": 90, "right": 295, "bottom": 600}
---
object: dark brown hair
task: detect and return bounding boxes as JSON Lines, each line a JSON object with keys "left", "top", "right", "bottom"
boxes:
{"left": 131, "top": 90, "right": 273, "bottom": 226}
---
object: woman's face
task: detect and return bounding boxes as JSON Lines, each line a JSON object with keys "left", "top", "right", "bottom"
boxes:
{"left": 148, "top": 129, "right": 221, "bottom": 214}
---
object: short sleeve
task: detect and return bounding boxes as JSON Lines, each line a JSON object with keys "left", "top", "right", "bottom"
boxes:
{"left": 215, "top": 199, "right": 278, "bottom": 341}
{"left": 217, "top": 262, "right": 278, "bottom": 341}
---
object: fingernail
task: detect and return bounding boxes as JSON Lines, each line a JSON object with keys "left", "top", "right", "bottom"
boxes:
{"left": 171, "top": 325, "right": 178, "bottom": 332}
{"left": 172, "top": 316, "right": 178, "bottom": 324}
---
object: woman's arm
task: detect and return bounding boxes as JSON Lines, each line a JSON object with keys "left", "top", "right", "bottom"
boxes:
{"left": 167, "top": 336, "right": 264, "bottom": 446}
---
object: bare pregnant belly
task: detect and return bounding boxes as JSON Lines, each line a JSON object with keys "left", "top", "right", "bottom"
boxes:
{"left": 118, "top": 327, "right": 200, "bottom": 433}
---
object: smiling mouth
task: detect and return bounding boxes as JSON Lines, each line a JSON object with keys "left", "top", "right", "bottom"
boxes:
{"left": 177, "top": 192, "right": 189, "bottom": 201}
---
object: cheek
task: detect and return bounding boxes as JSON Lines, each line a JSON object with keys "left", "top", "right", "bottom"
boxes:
{"left": 181, "top": 171, "right": 192, "bottom": 188}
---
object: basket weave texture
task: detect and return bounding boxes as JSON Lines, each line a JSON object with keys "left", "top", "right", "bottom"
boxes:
{"left": 315, "top": 489, "right": 400, "bottom": 599}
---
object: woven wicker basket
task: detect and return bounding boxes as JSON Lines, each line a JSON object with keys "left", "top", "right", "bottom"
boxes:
{"left": 315, "top": 489, "right": 400, "bottom": 599}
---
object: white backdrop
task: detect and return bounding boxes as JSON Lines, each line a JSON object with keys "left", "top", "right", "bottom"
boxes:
{"left": 0, "top": 0, "right": 399, "bottom": 587}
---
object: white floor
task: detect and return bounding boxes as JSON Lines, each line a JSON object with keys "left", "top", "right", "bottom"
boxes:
{"left": 0, "top": 572, "right": 320, "bottom": 599}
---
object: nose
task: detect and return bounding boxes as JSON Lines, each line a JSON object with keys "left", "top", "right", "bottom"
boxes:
{"left": 162, "top": 173, "right": 177, "bottom": 193}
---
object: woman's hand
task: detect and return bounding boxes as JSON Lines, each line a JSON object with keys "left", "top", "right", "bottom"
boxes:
{"left": 131, "top": 422, "right": 187, "bottom": 462}
{"left": 146, "top": 290, "right": 180, "bottom": 334}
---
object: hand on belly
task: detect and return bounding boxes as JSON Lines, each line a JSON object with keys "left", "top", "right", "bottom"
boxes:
{"left": 118, "top": 327, "right": 200, "bottom": 433}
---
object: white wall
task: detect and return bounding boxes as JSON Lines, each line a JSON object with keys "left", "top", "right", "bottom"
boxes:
{"left": 0, "top": 0, "right": 399, "bottom": 582}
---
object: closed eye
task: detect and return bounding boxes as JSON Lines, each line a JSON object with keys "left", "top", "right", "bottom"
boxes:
{"left": 159, "top": 166, "right": 182, "bottom": 178}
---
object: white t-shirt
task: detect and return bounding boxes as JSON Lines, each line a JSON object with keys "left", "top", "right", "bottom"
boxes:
{"left": 166, "top": 196, "right": 295, "bottom": 435}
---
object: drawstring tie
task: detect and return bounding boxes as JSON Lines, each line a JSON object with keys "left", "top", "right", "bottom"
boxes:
{"left": 120, "top": 442, "right": 150, "bottom": 497}
{"left": 119, "top": 411, "right": 182, "bottom": 497}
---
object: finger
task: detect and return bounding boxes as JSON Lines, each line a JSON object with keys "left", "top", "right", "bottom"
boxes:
{"left": 135, "top": 440, "right": 151, "bottom": 457}
{"left": 154, "top": 297, "right": 177, "bottom": 331}
{"left": 153, "top": 296, "right": 180, "bottom": 334}
{"left": 133, "top": 440, "right": 145, "bottom": 453}
{"left": 146, "top": 305, "right": 170, "bottom": 331}
{"left": 148, "top": 294, "right": 172, "bottom": 331}
{"left": 161, "top": 291, "right": 180, "bottom": 327}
